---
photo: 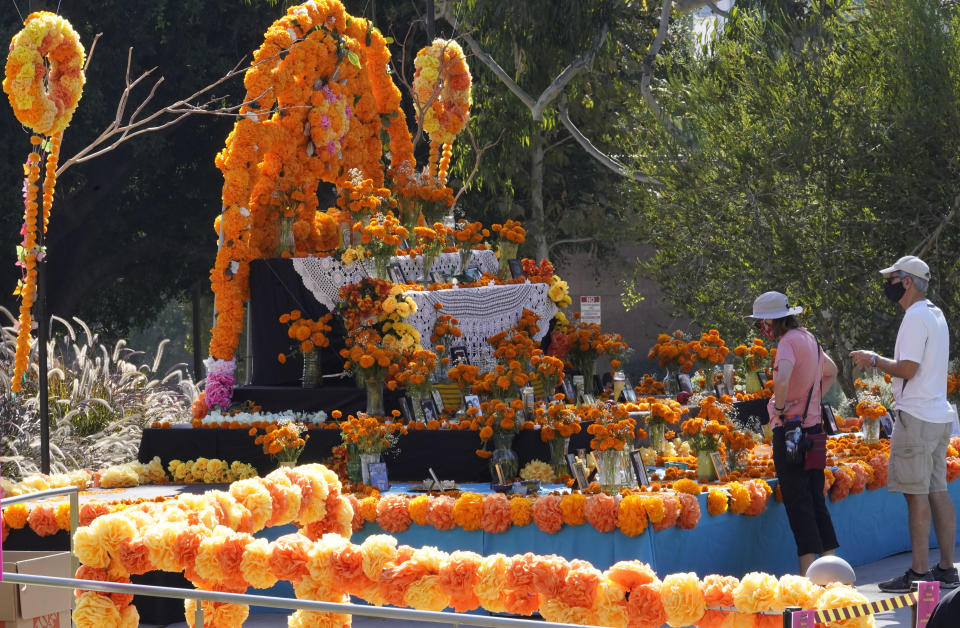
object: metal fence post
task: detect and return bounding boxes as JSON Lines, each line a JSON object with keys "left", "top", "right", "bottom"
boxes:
{"left": 195, "top": 598, "right": 204, "bottom": 628}
{"left": 911, "top": 581, "right": 919, "bottom": 627}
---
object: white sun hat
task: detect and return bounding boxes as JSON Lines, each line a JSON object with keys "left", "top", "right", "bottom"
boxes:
{"left": 744, "top": 291, "right": 803, "bottom": 320}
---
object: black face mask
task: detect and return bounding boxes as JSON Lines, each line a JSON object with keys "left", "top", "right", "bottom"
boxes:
{"left": 883, "top": 278, "right": 906, "bottom": 303}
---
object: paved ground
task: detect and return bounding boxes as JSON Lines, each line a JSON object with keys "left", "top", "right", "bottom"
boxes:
{"left": 139, "top": 546, "right": 959, "bottom": 627}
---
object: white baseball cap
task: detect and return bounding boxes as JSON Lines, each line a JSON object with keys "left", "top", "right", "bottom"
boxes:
{"left": 879, "top": 255, "right": 930, "bottom": 280}
{"left": 744, "top": 291, "right": 803, "bottom": 320}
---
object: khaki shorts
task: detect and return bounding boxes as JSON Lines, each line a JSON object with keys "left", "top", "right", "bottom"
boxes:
{"left": 889, "top": 410, "right": 953, "bottom": 495}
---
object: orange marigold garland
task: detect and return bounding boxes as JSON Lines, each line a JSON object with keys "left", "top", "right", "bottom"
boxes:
{"left": 209, "top": 0, "right": 429, "bottom": 399}
{"left": 3, "top": 12, "right": 86, "bottom": 136}
{"left": 5, "top": 11, "right": 83, "bottom": 392}
{"left": 413, "top": 39, "right": 472, "bottom": 147}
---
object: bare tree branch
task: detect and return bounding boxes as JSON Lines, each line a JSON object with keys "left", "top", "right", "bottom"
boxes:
{"left": 707, "top": 2, "right": 730, "bottom": 18}
{"left": 549, "top": 237, "right": 594, "bottom": 253}
{"left": 558, "top": 99, "right": 662, "bottom": 185}
{"left": 57, "top": 44, "right": 282, "bottom": 177}
{"left": 913, "top": 194, "right": 959, "bottom": 259}
{"left": 641, "top": 0, "right": 696, "bottom": 146}
{"left": 82, "top": 33, "right": 102, "bottom": 74}
{"left": 453, "top": 125, "right": 505, "bottom": 206}
{"left": 439, "top": 1, "right": 660, "bottom": 184}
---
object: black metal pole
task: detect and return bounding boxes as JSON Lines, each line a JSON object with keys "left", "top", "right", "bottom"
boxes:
{"left": 37, "top": 176, "right": 49, "bottom": 474}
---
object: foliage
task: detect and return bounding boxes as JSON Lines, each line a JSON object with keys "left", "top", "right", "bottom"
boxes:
{"left": 0, "top": 308, "right": 191, "bottom": 477}
{"left": 625, "top": 0, "right": 960, "bottom": 392}
{"left": 439, "top": 0, "right": 663, "bottom": 264}
{"left": 0, "top": 1, "right": 281, "bottom": 339}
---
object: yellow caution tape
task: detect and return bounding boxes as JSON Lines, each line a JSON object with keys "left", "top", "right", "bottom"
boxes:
{"left": 813, "top": 592, "right": 915, "bottom": 623}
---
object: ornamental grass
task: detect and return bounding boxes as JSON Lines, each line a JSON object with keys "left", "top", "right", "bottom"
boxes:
{"left": 0, "top": 308, "right": 190, "bottom": 477}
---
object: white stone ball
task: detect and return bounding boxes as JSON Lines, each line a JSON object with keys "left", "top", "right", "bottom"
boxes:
{"left": 806, "top": 555, "right": 856, "bottom": 585}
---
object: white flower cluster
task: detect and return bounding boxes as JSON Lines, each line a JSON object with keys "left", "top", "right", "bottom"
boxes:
{"left": 1, "top": 469, "right": 93, "bottom": 496}
{"left": 197, "top": 408, "right": 327, "bottom": 427}
{"left": 99, "top": 457, "right": 169, "bottom": 489}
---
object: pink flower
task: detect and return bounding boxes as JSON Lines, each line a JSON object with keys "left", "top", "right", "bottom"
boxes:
{"left": 376, "top": 495, "right": 412, "bottom": 533}
{"left": 481, "top": 493, "right": 511, "bottom": 533}
{"left": 531, "top": 495, "right": 563, "bottom": 534}
{"left": 676, "top": 493, "right": 701, "bottom": 529}
{"left": 585, "top": 493, "right": 618, "bottom": 532}
{"left": 437, "top": 550, "right": 482, "bottom": 612}
{"left": 531, "top": 554, "right": 570, "bottom": 598}
{"left": 653, "top": 494, "right": 680, "bottom": 531}
{"left": 27, "top": 503, "right": 58, "bottom": 537}
{"left": 559, "top": 565, "right": 602, "bottom": 608}
{"left": 425, "top": 495, "right": 456, "bottom": 530}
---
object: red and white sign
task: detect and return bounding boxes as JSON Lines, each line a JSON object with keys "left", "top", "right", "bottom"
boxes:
{"left": 580, "top": 296, "right": 601, "bottom": 325}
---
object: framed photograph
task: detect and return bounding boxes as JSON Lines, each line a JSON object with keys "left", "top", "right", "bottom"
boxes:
{"left": 572, "top": 375, "right": 585, "bottom": 401}
{"left": 714, "top": 384, "right": 725, "bottom": 398}
{"left": 593, "top": 374, "right": 604, "bottom": 395}
{"left": 629, "top": 450, "right": 650, "bottom": 487}
{"left": 464, "top": 394, "right": 482, "bottom": 413}
{"left": 567, "top": 453, "right": 588, "bottom": 489}
{"left": 820, "top": 403, "right": 839, "bottom": 436}
{"left": 879, "top": 410, "right": 895, "bottom": 439}
{"left": 367, "top": 462, "right": 389, "bottom": 491}
{"left": 562, "top": 376, "right": 576, "bottom": 403}
{"left": 431, "top": 388, "right": 445, "bottom": 413}
{"left": 756, "top": 372, "right": 769, "bottom": 387}
{"left": 450, "top": 345, "right": 470, "bottom": 366}
{"left": 621, "top": 385, "right": 638, "bottom": 403}
{"left": 709, "top": 451, "right": 729, "bottom": 482}
{"left": 399, "top": 396, "right": 415, "bottom": 421}
{"left": 677, "top": 374, "right": 693, "bottom": 394}
{"left": 388, "top": 262, "right": 407, "bottom": 284}
{"left": 429, "top": 269, "right": 447, "bottom": 283}
{"left": 508, "top": 259, "right": 525, "bottom": 279}
{"left": 339, "top": 223, "right": 352, "bottom": 249}
{"left": 463, "top": 265, "right": 482, "bottom": 282}
{"left": 421, "top": 398, "right": 440, "bottom": 423}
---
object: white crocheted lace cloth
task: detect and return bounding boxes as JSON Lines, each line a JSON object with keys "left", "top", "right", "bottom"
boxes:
{"left": 291, "top": 251, "right": 556, "bottom": 365}
{"left": 404, "top": 282, "right": 557, "bottom": 365}
{"left": 292, "top": 250, "right": 498, "bottom": 309}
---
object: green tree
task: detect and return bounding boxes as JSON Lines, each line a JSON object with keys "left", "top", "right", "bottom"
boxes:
{"left": 1, "top": 1, "right": 280, "bottom": 338}
{"left": 625, "top": 0, "right": 960, "bottom": 392}
{"left": 435, "top": 0, "right": 665, "bottom": 264}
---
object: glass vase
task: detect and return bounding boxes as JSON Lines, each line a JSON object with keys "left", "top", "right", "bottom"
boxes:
{"left": 649, "top": 421, "right": 666, "bottom": 453}
{"left": 408, "top": 390, "right": 427, "bottom": 421}
{"left": 369, "top": 257, "right": 390, "bottom": 281}
{"left": 489, "top": 433, "right": 519, "bottom": 484}
{"left": 459, "top": 247, "right": 473, "bottom": 274}
{"left": 745, "top": 371, "right": 762, "bottom": 394}
{"left": 302, "top": 351, "right": 321, "bottom": 388}
{"left": 697, "top": 450, "right": 716, "bottom": 481}
{"left": 497, "top": 240, "right": 519, "bottom": 279}
{"left": 662, "top": 369, "right": 679, "bottom": 398}
{"left": 346, "top": 444, "right": 362, "bottom": 484}
{"left": 366, "top": 378, "right": 385, "bottom": 416}
{"left": 863, "top": 417, "right": 880, "bottom": 444}
{"left": 579, "top": 360, "right": 597, "bottom": 399}
{"left": 548, "top": 437, "right": 570, "bottom": 480}
{"left": 595, "top": 449, "right": 626, "bottom": 494}
{"left": 360, "top": 452, "right": 381, "bottom": 485}
{"left": 276, "top": 216, "right": 295, "bottom": 257}
{"left": 421, "top": 254, "right": 435, "bottom": 282}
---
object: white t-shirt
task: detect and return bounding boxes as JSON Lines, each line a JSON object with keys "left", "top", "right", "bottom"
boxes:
{"left": 892, "top": 300, "right": 957, "bottom": 423}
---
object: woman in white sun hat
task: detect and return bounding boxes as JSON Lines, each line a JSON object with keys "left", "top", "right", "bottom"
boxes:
{"left": 746, "top": 291, "right": 840, "bottom": 574}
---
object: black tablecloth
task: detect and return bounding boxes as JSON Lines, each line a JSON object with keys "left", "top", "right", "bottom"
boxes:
{"left": 248, "top": 258, "right": 348, "bottom": 386}
{"left": 139, "top": 425, "right": 594, "bottom": 481}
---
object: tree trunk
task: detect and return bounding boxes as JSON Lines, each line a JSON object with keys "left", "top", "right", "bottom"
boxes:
{"left": 530, "top": 129, "right": 549, "bottom": 260}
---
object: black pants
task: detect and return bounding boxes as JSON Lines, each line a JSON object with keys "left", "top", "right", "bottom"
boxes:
{"left": 772, "top": 425, "right": 839, "bottom": 556}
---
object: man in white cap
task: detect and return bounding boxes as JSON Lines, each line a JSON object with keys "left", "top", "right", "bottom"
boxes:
{"left": 851, "top": 255, "right": 959, "bottom": 592}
